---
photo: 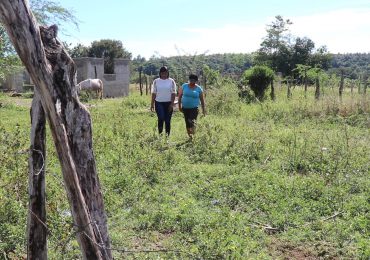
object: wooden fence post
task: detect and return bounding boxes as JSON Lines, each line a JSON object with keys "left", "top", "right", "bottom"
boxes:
{"left": 27, "top": 90, "right": 47, "bottom": 259}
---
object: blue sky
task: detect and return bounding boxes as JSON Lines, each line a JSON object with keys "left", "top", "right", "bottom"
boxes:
{"left": 58, "top": 0, "right": 370, "bottom": 59}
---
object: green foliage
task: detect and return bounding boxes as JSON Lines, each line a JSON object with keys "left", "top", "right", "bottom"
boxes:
{"left": 69, "top": 39, "right": 132, "bottom": 74}
{"left": 241, "top": 65, "right": 274, "bottom": 100}
{"left": 0, "top": 26, "right": 22, "bottom": 80}
{"left": 255, "top": 15, "right": 331, "bottom": 77}
{"left": 206, "top": 80, "right": 243, "bottom": 116}
{"left": 0, "top": 0, "right": 78, "bottom": 82}
{"left": 130, "top": 53, "right": 253, "bottom": 85}
{"left": 67, "top": 43, "right": 89, "bottom": 58}
{"left": 0, "top": 84, "right": 369, "bottom": 259}
{"left": 202, "top": 65, "right": 220, "bottom": 87}
{"left": 0, "top": 125, "right": 29, "bottom": 256}
{"left": 30, "top": 0, "right": 79, "bottom": 30}
{"left": 330, "top": 53, "right": 370, "bottom": 80}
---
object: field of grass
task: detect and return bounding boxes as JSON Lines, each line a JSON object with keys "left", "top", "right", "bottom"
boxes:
{"left": 0, "top": 84, "right": 369, "bottom": 259}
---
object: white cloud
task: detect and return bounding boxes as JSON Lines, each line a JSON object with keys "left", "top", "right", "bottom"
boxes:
{"left": 127, "top": 23, "right": 266, "bottom": 59}
{"left": 290, "top": 8, "right": 370, "bottom": 53}
{"left": 179, "top": 23, "right": 265, "bottom": 54}
{"left": 65, "top": 7, "right": 370, "bottom": 59}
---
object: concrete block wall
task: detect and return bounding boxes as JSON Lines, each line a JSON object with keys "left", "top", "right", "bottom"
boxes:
{"left": 74, "top": 57, "right": 130, "bottom": 98}
{"left": 2, "top": 57, "right": 130, "bottom": 98}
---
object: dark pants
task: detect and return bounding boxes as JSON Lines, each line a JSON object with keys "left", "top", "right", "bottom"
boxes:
{"left": 155, "top": 101, "right": 173, "bottom": 135}
{"left": 182, "top": 107, "right": 199, "bottom": 128}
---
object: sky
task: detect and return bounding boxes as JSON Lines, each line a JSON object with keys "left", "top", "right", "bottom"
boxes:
{"left": 57, "top": 0, "right": 370, "bottom": 59}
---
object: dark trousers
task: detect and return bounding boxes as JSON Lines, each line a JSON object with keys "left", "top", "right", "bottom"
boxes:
{"left": 155, "top": 101, "right": 173, "bottom": 135}
{"left": 182, "top": 107, "right": 199, "bottom": 128}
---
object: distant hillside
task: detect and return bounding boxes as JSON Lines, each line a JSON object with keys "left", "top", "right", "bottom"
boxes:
{"left": 131, "top": 52, "right": 370, "bottom": 83}
{"left": 330, "top": 53, "right": 370, "bottom": 79}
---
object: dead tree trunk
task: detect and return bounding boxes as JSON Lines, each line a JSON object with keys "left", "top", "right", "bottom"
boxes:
{"left": 0, "top": 1, "right": 111, "bottom": 259}
{"left": 27, "top": 90, "right": 47, "bottom": 259}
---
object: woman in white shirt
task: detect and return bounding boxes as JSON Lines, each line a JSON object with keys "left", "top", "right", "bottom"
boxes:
{"left": 150, "top": 66, "right": 177, "bottom": 136}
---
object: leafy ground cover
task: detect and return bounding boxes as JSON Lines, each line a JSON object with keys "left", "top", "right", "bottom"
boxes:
{"left": 0, "top": 86, "right": 369, "bottom": 259}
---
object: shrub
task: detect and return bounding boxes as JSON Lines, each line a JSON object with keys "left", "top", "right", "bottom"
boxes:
{"left": 241, "top": 65, "right": 274, "bottom": 100}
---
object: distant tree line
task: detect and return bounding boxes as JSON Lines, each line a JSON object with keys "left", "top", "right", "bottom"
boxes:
{"left": 329, "top": 53, "right": 370, "bottom": 80}
{"left": 66, "top": 40, "right": 132, "bottom": 74}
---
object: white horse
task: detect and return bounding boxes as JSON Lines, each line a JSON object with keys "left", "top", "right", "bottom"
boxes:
{"left": 77, "top": 79, "right": 104, "bottom": 99}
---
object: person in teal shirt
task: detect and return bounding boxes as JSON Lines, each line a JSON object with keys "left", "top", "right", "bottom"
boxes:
{"left": 178, "top": 74, "right": 206, "bottom": 139}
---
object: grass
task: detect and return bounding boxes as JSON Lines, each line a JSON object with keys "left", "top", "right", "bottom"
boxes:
{"left": 0, "top": 86, "right": 369, "bottom": 259}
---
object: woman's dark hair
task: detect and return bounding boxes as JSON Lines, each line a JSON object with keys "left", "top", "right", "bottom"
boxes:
{"left": 189, "top": 74, "right": 198, "bottom": 81}
{"left": 159, "top": 66, "right": 169, "bottom": 78}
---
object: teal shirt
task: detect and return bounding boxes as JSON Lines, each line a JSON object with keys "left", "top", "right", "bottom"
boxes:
{"left": 181, "top": 83, "right": 203, "bottom": 108}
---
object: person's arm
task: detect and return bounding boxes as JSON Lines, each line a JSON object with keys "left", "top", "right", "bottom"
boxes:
{"left": 150, "top": 80, "right": 156, "bottom": 111}
{"left": 169, "top": 79, "right": 176, "bottom": 111}
{"left": 178, "top": 86, "right": 183, "bottom": 112}
{"left": 151, "top": 93, "right": 156, "bottom": 111}
{"left": 200, "top": 92, "right": 206, "bottom": 115}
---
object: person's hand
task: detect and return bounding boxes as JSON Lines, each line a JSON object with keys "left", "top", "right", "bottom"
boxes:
{"left": 168, "top": 105, "right": 173, "bottom": 112}
{"left": 150, "top": 105, "right": 154, "bottom": 112}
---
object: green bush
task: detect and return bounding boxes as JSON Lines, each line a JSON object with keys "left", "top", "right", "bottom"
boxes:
{"left": 241, "top": 65, "right": 274, "bottom": 100}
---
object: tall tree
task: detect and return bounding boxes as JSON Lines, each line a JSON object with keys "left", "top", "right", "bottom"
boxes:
{"left": 30, "top": 0, "right": 79, "bottom": 30}
{"left": 255, "top": 15, "right": 333, "bottom": 77}
{"left": 309, "top": 45, "right": 332, "bottom": 70}
{"left": 69, "top": 43, "right": 89, "bottom": 58}
{"left": 0, "top": 0, "right": 78, "bottom": 80}
{"left": 0, "top": 25, "right": 22, "bottom": 80}
{"left": 88, "top": 39, "right": 131, "bottom": 74}
{"left": 292, "top": 37, "right": 315, "bottom": 68}
{"left": 259, "top": 15, "right": 292, "bottom": 55}
{"left": 255, "top": 15, "right": 293, "bottom": 75}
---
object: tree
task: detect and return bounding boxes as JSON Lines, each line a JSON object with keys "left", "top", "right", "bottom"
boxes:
{"left": 0, "top": 26, "right": 22, "bottom": 80}
{"left": 88, "top": 39, "right": 131, "bottom": 74}
{"left": 292, "top": 37, "right": 315, "bottom": 69}
{"left": 259, "top": 15, "right": 292, "bottom": 55}
{"left": 0, "top": 1, "right": 78, "bottom": 80}
{"left": 30, "top": 0, "right": 78, "bottom": 29}
{"left": 255, "top": 15, "right": 293, "bottom": 75}
{"left": 256, "top": 15, "right": 333, "bottom": 78}
{"left": 0, "top": 1, "right": 111, "bottom": 259}
{"left": 69, "top": 43, "right": 89, "bottom": 58}
{"left": 307, "top": 67, "right": 325, "bottom": 100}
{"left": 241, "top": 65, "right": 275, "bottom": 100}
{"left": 294, "top": 64, "right": 311, "bottom": 98}
{"left": 309, "top": 45, "right": 332, "bottom": 70}
{"left": 203, "top": 65, "right": 220, "bottom": 87}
